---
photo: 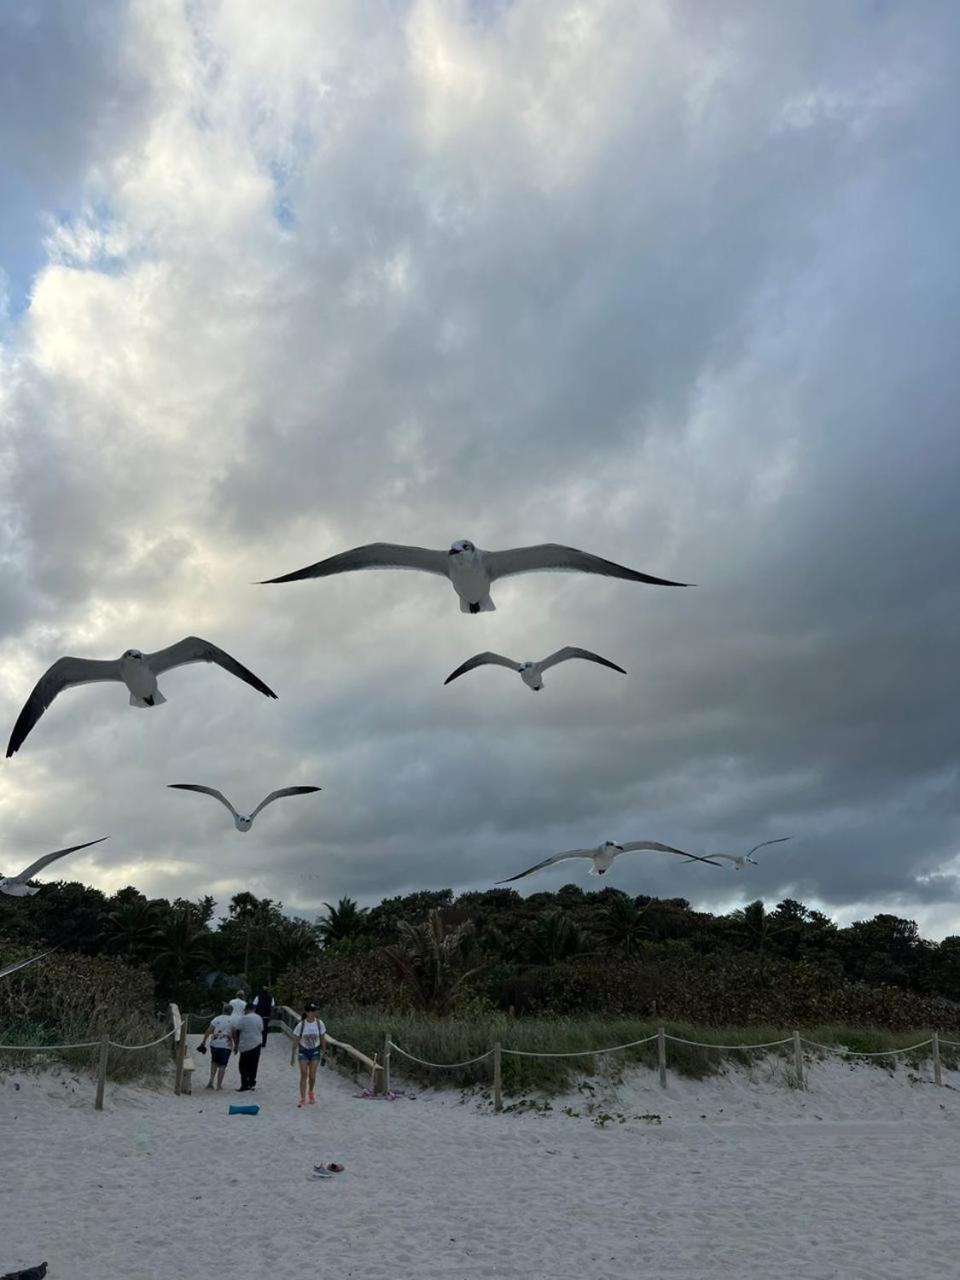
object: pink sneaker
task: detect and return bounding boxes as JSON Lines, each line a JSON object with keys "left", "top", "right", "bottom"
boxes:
{"left": 297, "top": 1098, "right": 304, "bottom": 1108}
{"left": 309, "top": 1091, "right": 316, "bottom": 1104}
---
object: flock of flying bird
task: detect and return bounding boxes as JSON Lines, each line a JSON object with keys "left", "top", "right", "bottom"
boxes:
{"left": 0, "top": 536, "right": 789, "bottom": 902}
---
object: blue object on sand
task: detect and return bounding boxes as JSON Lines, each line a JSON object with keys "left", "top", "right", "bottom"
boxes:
{"left": 229, "top": 1103, "right": 260, "bottom": 1115}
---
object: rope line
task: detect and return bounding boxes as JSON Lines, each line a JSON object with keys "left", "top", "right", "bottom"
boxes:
{"left": 0, "top": 1040, "right": 99, "bottom": 1050}
{"left": 389, "top": 1041, "right": 493, "bottom": 1069}
{"left": 665, "top": 1035, "right": 793, "bottom": 1050}
{"left": 800, "top": 1037, "right": 933, "bottom": 1056}
{"left": 1, "top": 1030, "right": 174, "bottom": 1052}
{"left": 109, "top": 1030, "right": 176, "bottom": 1051}
{"left": 385, "top": 1033, "right": 948, "bottom": 1068}
{"left": 504, "top": 1035, "right": 659, "bottom": 1058}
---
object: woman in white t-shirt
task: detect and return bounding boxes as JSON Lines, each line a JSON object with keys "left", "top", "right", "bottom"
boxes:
{"left": 200, "top": 1002, "right": 239, "bottom": 1090}
{"left": 294, "top": 1004, "right": 328, "bottom": 1108}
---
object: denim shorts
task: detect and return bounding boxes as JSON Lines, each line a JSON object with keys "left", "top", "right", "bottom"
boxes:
{"left": 210, "top": 1046, "right": 231, "bottom": 1067}
{"left": 298, "top": 1046, "right": 321, "bottom": 1063}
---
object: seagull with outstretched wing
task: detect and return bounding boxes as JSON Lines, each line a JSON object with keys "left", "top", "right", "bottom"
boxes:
{"left": 261, "top": 539, "right": 689, "bottom": 613}
{"left": 0, "top": 837, "right": 108, "bottom": 896}
{"left": 168, "top": 784, "right": 321, "bottom": 832}
{"left": 444, "top": 646, "right": 625, "bottom": 691}
{"left": 496, "top": 840, "right": 723, "bottom": 883}
{"left": 683, "top": 838, "right": 792, "bottom": 871}
{"left": 0, "top": 948, "right": 59, "bottom": 980}
{"left": 6, "top": 638, "right": 277, "bottom": 756}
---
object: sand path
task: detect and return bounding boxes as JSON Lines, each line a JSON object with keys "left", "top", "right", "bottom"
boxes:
{"left": 3, "top": 1034, "right": 959, "bottom": 1279}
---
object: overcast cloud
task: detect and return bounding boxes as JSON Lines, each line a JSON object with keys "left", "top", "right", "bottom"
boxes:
{"left": 0, "top": 0, "right": 958, "bottom": 934}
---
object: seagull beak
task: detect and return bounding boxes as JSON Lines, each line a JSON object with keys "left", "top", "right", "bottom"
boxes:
{"left": 448, "top": 548, "right": 461, "bottom": 556}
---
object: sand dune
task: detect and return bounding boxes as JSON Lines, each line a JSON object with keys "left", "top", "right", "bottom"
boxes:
{"left": 3, "top": 1035, "right": 958, "bottom": 1279}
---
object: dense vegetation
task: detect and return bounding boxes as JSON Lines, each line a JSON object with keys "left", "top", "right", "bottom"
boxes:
{"left": 2, "top": 877, "right": 959, "bottom": 1033}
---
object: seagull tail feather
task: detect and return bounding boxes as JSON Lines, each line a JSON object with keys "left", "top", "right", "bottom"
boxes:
{"left": 129, "top": 691, "right": 167, "bottom": 707}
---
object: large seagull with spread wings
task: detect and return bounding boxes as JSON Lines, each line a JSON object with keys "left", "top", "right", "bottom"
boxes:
{"left": 261, "top": 539, "right": 689, "bottom": 613}
{"left": 6, "top": 638, "right": 277, "bottom": 756}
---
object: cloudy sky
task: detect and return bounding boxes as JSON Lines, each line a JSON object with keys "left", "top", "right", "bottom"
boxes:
{"left": 1, "top": 0, "right": 958, "bottom": 935}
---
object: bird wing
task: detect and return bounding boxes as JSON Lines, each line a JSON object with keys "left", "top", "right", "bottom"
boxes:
{"left": 14, "top": 836, "right": 109, "bottom": 883}
{"left": 167, "top": 784, "right": 240, "bottom": 819}
{"left": 259, "top": 542, "right": 450, "bottom": 585}
{"left": 745, "top": 837, "right": 791, "bottom": 859}
{"left": 0, "top": 948, "right": 59, "bottom": 981}
{"left": 443, "top": 652, "right": 522, "bottom": 685}
{"left": 484, "top": 544, "right": 689, "bottom": 587}
{"left": 538, "top": 647, "right": 626, "bottom": 675}
{"left": 619, "top": 841, "right": 724, "bottom": 867}
{"left": 6, "top": 657, "right": 122, "bottom": 757}
{"left": 249, "top": 786, "right": 322, "bottom": 819}
{"left": 145, "top": 637, "right": 277, "bottom": 699}
{"left": 495, "top": 848, "right": 594, "bottom": 884}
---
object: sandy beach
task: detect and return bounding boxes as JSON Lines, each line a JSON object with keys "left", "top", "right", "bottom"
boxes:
{"left": 3, "top": 1035, "right": 959, "bottom": 1280}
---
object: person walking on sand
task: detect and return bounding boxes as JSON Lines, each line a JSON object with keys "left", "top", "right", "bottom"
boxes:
{"left": 294, "top": 1004, "right": 327, "bottom": 1108}
{"left": 253, "top": 988, "right": 274, "bottom": 1048}
{"left": 234, "top": 1001, "right": 264, "bottom": 1091}
{"left": 200, "top": 1002, "right": 239, "bottom": 1090}
{"left": 228, "top": 990, "right": 246, "bottom": 1018}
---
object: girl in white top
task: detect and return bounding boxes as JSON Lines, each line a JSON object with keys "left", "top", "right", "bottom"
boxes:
{"left": 294, "top": 1004, "right": 328, "bottom": 1108}
{"left": 200, "top": 1003, "right": 239, "bottom": 1090}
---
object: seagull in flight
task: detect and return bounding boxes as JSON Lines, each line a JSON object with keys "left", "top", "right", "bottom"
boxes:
{"left": 168, "top": 784, "right": 321, "bottom": 832}
{"left": 496, "top": 840, "right": 722, "bottom": 883}
{"left": 6, "top": 638, "right": 278, "bottom": 756}
{"left": 687, "top": 838, "right": 792, "bottom": 871}
{"left": 0, "top": 837, "right": 108, "bottom": 897}
{"left": 260, "top": 539, "right": 689, "bottom": 613}
{"left": 444, "top": 647, "right": 625, "bottom": 691}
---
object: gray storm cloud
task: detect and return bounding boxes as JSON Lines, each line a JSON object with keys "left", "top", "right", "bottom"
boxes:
{"left": 0, "top": 0, "right": 958, "bottom": 934}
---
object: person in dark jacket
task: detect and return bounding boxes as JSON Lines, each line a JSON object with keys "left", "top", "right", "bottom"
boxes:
{"left": 253, "top": 989, "right": 274, "bottom": 1048}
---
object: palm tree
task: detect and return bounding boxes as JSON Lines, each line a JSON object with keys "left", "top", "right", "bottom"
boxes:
{"left": 317, "top": 897, "right": 370, "bottom": 947}
{"left": 152, "top": 908, "right": 213, "bottom": 992}
{"left": 595, "top": 894, "right": 649, "bottom": 958}
{"left": 386, "top": 909, "right": 484, "bottom": 1014}
{"left": 729, "top": 900, "right": 795, "bottom": 977}
{"left": 268, "top": 921, "right": 320, "bottom": 974}
{"left": 99, "top": 898, "right": 165, "bottom": 961}
{"left": 527, "top": 911, "right": 587, "bottom": 965}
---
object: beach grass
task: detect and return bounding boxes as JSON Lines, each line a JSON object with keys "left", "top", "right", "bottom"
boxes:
{"left": 325, "top": 1008, "right": 959, "bottom": 1094}
{"left": 0, "top": 1012, "right": 171, "bottom": 1084}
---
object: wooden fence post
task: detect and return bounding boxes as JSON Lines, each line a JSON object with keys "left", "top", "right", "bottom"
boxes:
{"left": 381, "top": 1033, "right": 391, "bottom": 1096}
{"left": 932, "top": 1031, "right": 942, "bottom": 1087}
{"left": 174, "top": 1015, "right": 188, "bottom": 1096}
{"left": 792, "top": 1030, "right": 804, "bottom": 1090}
{"left": 493, "top": 1042, "right": 503, "bottom": 1113}
{"left": 95, "top": 1037, "right": 109, "bottom": 1111}
{"left": 657, "top": 1027, "right": 667, "bottom": 1089}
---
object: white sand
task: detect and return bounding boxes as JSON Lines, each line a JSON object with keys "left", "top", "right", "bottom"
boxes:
{"left": 3, "top": 1036, "right": 959, "bottom": 1280}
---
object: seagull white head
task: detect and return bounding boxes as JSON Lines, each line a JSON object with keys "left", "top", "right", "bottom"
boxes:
{"left": 122, "top": 649, "right": 144, "bottom": 660}
{"left": 235, "top": 814, "right": 253, "bottom": 832}
{"left": 448, "top": 539, "right": 476, "bottom": 556}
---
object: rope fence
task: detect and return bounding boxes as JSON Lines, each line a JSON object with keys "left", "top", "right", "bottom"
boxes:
{"left": 0, "top": 1015, "right": 181, "bottom": 1113}
{"left": 383, "top": 1026, "right": 958, "bottom": 1110}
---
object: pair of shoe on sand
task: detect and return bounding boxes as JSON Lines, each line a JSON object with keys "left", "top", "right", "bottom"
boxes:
{"left": 297, "top": 1090, "right": 316, "bottom": 1107}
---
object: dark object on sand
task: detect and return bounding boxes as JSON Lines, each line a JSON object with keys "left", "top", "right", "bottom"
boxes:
{"left": 2, "top": 1264, "right": 48, "bottom": 1280}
